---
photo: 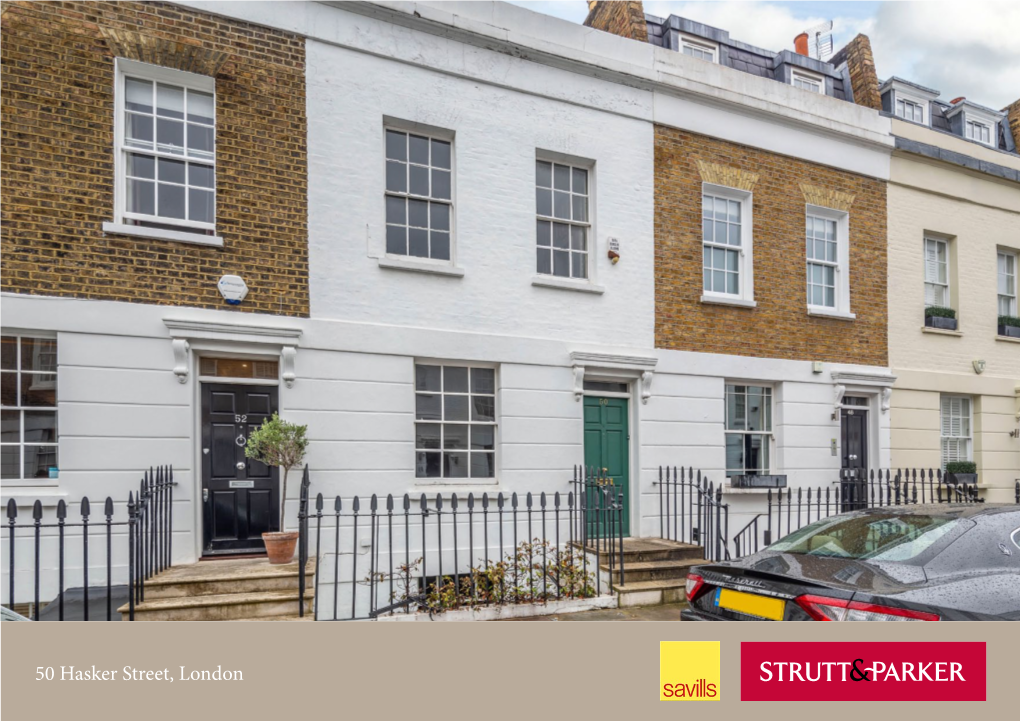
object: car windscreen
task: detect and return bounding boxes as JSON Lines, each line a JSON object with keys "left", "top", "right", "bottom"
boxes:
{"left": 767, "top": 513, "right": 969, "bottom": 563}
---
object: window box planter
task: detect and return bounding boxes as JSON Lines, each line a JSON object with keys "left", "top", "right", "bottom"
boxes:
{"left": 998, "top": 324, "right": 1020, "bottom": 339}
{"left": 731, "top": 474, "right": 787, "bottom": 489}
{"left": 924, "top": 315, "right": 958, "bottom": 331}
{"left": 945, "top": 472, "right": 978, "bottom": 486}
{"left": 944, "top": 462, "right": 977, "bottom": 487}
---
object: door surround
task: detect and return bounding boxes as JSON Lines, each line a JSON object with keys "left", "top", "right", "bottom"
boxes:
{"left": 830, "top": 371, "right": 896, "bottom": 473}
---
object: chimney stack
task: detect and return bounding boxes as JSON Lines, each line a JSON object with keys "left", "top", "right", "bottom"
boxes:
{"left": 794, "top": 32, "right": 809, "bottom": 56}
{"left": 583, "top": 2, "right": 648, "bottom": 42}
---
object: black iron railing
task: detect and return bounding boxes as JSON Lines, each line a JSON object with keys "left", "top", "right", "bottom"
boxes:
{"left": 653, "top": 466, "right": 730, "bottom": 562}
{"left": 296, "top": 466, "right": 624, "bottom": 621}
{"left": 3, "top": 466, "right": 174, "bottom": 621}
{"left": 731, "top": 469, "right": 1001, "bottom": 558}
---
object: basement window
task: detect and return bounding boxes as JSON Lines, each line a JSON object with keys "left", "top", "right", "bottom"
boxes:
{"left": 104, "top": 59, "right": 222, "bottom": 247}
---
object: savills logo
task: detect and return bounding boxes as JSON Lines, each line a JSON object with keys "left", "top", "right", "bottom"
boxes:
{"left": 659, "top": 641, "right": 721, "bottom": 701}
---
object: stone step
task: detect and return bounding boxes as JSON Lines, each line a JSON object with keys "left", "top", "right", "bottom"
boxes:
{"left": 143, "top": 559, "right": 316, "bottom": 600}
{"left": 120, "top": 589, "right": 314, "bottom": 621}
{"left": 576, "top": 539, "right": 705, "bottom": 564}
{"left": 225, "top": 614, "right": 314, "bottom": 622}
{"left": 600, "top": 558, "right": 702, "bottom": 583}
{"left": 613, "top": 579, "right": 688, "bottom": 608}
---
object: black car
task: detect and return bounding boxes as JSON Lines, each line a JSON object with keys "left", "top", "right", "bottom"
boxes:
{"left": 681, "top": 504, "right": 1020, "bottom": 621}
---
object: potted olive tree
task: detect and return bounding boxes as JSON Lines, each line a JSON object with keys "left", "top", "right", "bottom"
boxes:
{"left": 924, "top": 306, "right": 957, "bottom": 331}
{"left": 245, "top": 413, "right": 309, "bottom": 564}
{"left": 944, "top": 461, "right": 978, "bottom": 487}
{"left": 997, "top": 315, "right": 1020, "bottom": 339}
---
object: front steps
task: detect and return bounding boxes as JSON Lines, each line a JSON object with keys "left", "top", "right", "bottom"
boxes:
{"left": 596, "top": 538, "right": 705, "bottom": 607}
{"left": 118, "top": 558, "right": 315, "bottom": 621}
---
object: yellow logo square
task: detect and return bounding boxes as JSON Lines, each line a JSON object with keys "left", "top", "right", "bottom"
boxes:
{"left": 659, "top": 641, "right": 721, "bottom": 701}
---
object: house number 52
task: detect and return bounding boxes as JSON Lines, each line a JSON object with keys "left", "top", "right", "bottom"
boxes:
{"left": 235, "top": 415, "right": 247, "bottom": 423}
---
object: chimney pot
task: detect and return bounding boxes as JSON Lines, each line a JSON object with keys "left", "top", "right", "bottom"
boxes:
{"left": 794, "top": 32, "right": 809, "bottom": 56}
{"left": 950, "top": 96, "right": 965, "bottom": 105}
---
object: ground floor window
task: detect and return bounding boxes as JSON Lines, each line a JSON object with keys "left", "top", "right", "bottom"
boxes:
{"left": 415, "top": 363, "right": 496, "bottom": 479}
{"left": 940, "top": 395, "right": 972, "bottom": 468}
{"left": 1, "top": 334, "right": 58, "bottom": 482}
{"left": 724, "top": 384, "right": 772, "bottom": 477}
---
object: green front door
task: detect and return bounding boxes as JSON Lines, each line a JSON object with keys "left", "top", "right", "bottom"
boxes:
{"left": 583, "top": 396, "right": 630, "bottom": 536}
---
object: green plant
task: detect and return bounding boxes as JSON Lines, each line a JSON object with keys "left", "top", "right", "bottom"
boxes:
{"left": 244, "top": 413, "right": 308, "bottom": 530}
{"left": 945, "top": 461, "right": 977, "bottom": 475}
{"left": 925, "top": 306, "right": 956, "bottom": 319}
{"left": 998, "top": 315, "right": 1020, "bottom": 328}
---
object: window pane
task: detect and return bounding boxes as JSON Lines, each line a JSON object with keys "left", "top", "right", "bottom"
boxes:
{"left": 385, "top": 225, "right": 406, "bottom": 255}
{"left": 409, "top": 165, "right": 429, "bottom": 196}
{"left": 415, "top": 423, "right": 441, "bottom": 449}
{"left": 443, "top": 424, "right": 468, "bottom": 450}
{"left": 537, "top": 220, "right": 551, "bottom": 247}
{"left": 156, "top": 84, "right": 185, "bottom": 119}
{"left": 386, "top": 161, "right": 406, "bottom": 193}
{"left": 415, "top": 393, "right": 441, "bottom": 421}
{"left": 725, "top": 249, "right": 738, "bottom": 271}
{"left": 553, "top": 164, "right": 570, "bottom": 191}
{"left": 553, "top": 191, "right": 570, "bottom": 219}
{"left": 430, "top": 232, "right": 450, "bottom": 261}
{"left": 416, "top": 365, "right": 441, "bottom": 392}
{"left": 472, "top": 396, "right": 495, "bottom": 422}
{"left": 728, "top": 222, "right": 740, "bottom": 246}
{"left": 703, "top": 218, "right": 713, "bottom": 242}
{"left": 189, "top": 163, "right": 214, "bottom": 188}
{"left": 158, "top": 158, "right": 186, "bottom": 184}
{"left": 471, "top": 425, "right": 495, "bottom": 451}
{"left": 409, "top": 135, "right": 429, "bottom": 165}
{"left": 537, "top": 247, "right": 551, "bottom": 274}
{"left": 1, "top": 410, "right": 19, "bottom": 442}
{"left": 572, "top": 195, "right": 587, "bottom": 222}
{"left": 570, "top": 226, "right": 586, "bottom": 251}
{"left": 432, "top": 169, "right": 451, "bottom": 200}
{"left": 23, "top": 373, "right": 59, "bottom": 406}
{"left": 386, "top": 196, "right": 406, "bottom": 225}
{"left": 536, "top": 188, "right": 552, "bottom": 216}
{"left": 1, "top": 446, "right": 19, "bottom": 480}
{"left": 431, "top": 140, "right": 451, "bottom": 170}
{"left": 23, "top": 445, "right": 57, "bottom": 479}
{"left": 125, "top": 78, "right": 153, "bottom": 113}
{"left": 385, "top": 131, "right": 406, "bottom": 161}
{"left": 572, "top": 168, "right": 587, "bottom": 194}
{"left": 21, "top": 338, "right": 56, "bottom": 373}
{"left": 127, "top": 153, "right": 155, "bottom": 179}
{"left": 1, "top": 372, "right": 15, "bottom": 407}
{"left": 1, "top": 337, "right": 15, "bottom": 370}
{"left": 553, "top": 250, "right": 570, "bottom": 277}
{"left": 158, "top": 183, "right": 186, "bottom": 219}
{"left": 445, "top": 395, "right": 469, "bottom": 422}
{"left": 431, "top": 202, "right": 450, "bottom": 232}
{"left": 189, "top": 189, "right": 214, "bottom": 223}
{"left": 444, "top": 366, "right": 468, "bottom": 393}
{"left": 470, "top": 452, "right": 494, "bottom": 478}
{"left": 471, "top": 368, "right": 495, "bottom": 394}
{"left": 552, "top": 223, "right": 569, "bottom": 249}
{"left": 725, "top": 434, "right": 744, "bottom": 474}
{"left": 23, "top": 411, "right": 57, "bottom": 443}
{"left": 725, "top": 269, "right": 738, "bottom": 294}
{"left": 408, "top": 228, "right": 428, "bottom": 258}
{"left": 536, "top": 161, "right": 552, "bottom": 188}
{"left": 187, "top": 90, "right": 214, "bottom": 124}
{"left": 156, "top": 118, "right": 185, "bottom": 153}
{"left": 416, "top": 451, "right": 441, "bottom": 478}
{"left": 187, "top": 124, "right": 214, "bottom": 158}
{"left": 125, "top": 113, "right": 154, "bottom": 147}
{"left": 408, "top": 199, "right": 428, "bottom": 228}
{"left": 444, "top": 452, "right": 468, "bottom": 478}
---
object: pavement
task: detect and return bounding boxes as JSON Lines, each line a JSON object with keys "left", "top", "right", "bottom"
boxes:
{"left": 504, "top": 602, "right": 686, "bottom": 621}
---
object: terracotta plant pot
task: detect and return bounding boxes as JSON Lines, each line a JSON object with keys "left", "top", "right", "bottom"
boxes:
{"left": 262, "top": 531, "right": 299, "bottom": 565}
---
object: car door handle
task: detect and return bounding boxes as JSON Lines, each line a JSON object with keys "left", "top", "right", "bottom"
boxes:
{"left": 236, "top": 461, "right": 246, "bottom": 470}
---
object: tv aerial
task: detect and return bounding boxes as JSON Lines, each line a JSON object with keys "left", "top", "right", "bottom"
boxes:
{"left": 805, "top": 20, "right": 834, "bottom": 61}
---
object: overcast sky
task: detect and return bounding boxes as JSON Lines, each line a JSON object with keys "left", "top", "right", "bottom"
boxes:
{"left": 506, "top": 1, "right": 1019, "bottom": 109}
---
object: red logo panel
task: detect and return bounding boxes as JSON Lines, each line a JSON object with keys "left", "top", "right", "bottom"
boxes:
{"left": 741, "top": 642, "right": 986, "bottom": 701}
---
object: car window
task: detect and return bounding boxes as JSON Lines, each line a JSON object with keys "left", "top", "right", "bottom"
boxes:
{"left": 768, "top": 514, "right": 968, "bottom": 563}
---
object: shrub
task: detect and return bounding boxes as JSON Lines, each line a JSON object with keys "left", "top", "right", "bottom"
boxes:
{"left": 244, "top": 413, "right": 308, "bottom": 530}
{"left": 945, "top": 461, "right": 977, "bottom": 475}
{"left": 998, "top": 315, "right": 1020, "bottom": 328}
{"left": 925, "top": 306, "right": 956, "bottom": 319}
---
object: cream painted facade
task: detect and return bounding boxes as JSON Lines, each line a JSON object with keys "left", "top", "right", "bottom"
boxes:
{"left": 888, "top": 118, "right": 1020, "bottom": 501}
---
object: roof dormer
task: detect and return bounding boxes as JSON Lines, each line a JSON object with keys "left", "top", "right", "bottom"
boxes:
{"left": 944, "top": 99, "right": 1005, "bottom": 148}
{"left": 879, "top": 77, "right": 939, "bottom": 127}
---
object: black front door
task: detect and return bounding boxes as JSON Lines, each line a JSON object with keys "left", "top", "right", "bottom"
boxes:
{"left": 840, "top": 406, "right": 868, "bottom": 473}
{"left": 201, "top": 383, "right": 279, "bottom": 555}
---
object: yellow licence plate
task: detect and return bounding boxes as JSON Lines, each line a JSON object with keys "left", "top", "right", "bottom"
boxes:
{"left": 715, "top": 588, "right": 785, "bottom": 620}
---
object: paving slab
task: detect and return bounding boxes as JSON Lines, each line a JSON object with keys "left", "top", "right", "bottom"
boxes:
{"left": 501, "top": 602, "right": 687, "bottom": 622}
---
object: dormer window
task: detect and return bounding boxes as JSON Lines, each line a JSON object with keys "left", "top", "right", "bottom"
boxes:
{"left": 791, "top": 70, "right": 822, "bottom": 93}
{"left": 896, "top": 98, "right": 925, "bottom": 124}
{"left": 966, "top": 119, "right": 992, "bottom": 145}
{"left": 680, "top": 34, "right": 717, "bottom": 63}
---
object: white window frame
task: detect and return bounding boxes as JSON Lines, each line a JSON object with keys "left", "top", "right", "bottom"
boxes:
{"left": 805, "top": 205, "right": 853, "bottom": 319}
{"left": 700, "top": 183, "right": 755, "bottom": 308}
{"left": 724, "top": 383, "right": 773, "bottom": 478}
{"left": 924, "top": 236, "right": 951, "bottom": 309}
{"left": 104, "top": 58, "right": 222, "bottom": 247}
{"left": 791, "top": 69, "right": 823, "bottom": 93}
{"left": 413, "top": 362, "right": 497, "bottom": 483}
{"left": 1, "top": 333, "right": 59, "bottom": 488}
{"left": 940, "top": 395, "right": 972, "bottom": 469}
{"left": 998, "top": 249, "right": 1018, "bottom": 318}
{"left": 535, "top": 155, "right": 593, "bottom": 283}
{"left": 965, "top": 118, "right": 992, "bottom": 146}
{"left": 895, "top": 96, "right": 926, "bottom": 124}
{"left": 680, "top": 33, "right": 718, "bottom": 63}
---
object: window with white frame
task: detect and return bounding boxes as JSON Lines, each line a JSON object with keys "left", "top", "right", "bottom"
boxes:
{"left": 1, "top": 335, "right": 58, "bottom": 483}
{"left": 115, "top": 60, "right": 216, "bottom": 234}
{"left": 804, "top": 207, "right": 850, "bottom": 314}
{"left": 415, "top": 364, "right": 495, "bottom": 480}
{"left": 725, "top": 385, "right": 772, "bottom": 477}
{"left": 791, "top": 70, "right": 822, "bottom": 93}
{"left": 681, "top": 36, "right": 717, "bottom": 62}
{"left": 924, "top": 237, "right": 950, "bottom": 307}
{"left": 536, "top": 160, "right": 589, "bottom": 279}
{"left": 966, "top": 119, "right": 991, "bottom": 145}
{"left": 385, "top": 128, "right": 453, "bottom": 261}
{"left": 940, "top": 395, "right": 972, "bottom": 468}
{"left": 895, "top": 97, "right": 925, "bottom": 123}
{"left": 999, "top": 250, "right": 1018, "bottom": 317}
{"left": 702, "top": 187, "right": 752, "bottom": 300}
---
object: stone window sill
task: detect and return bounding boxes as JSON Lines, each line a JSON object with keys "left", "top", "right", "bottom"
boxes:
{"left": 700, "top": 294, "right": 756, "bottom": 309}
{"left": 995, "top": 334, "right": 1020, "bottom": 344}
{"left": 807, "top": 306, "right": 856, "bottom": 321}
{"left": 103, "top": 221, "right": 223, "bottom": 247}
{"left": 377, "top": 256, "right": 465, "bottom": 277}
{"left": 531, "top": 275, "right": 605, "bottom": 294}
{"left": 921, "top": 326, "right": 963, "bottom": 337}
